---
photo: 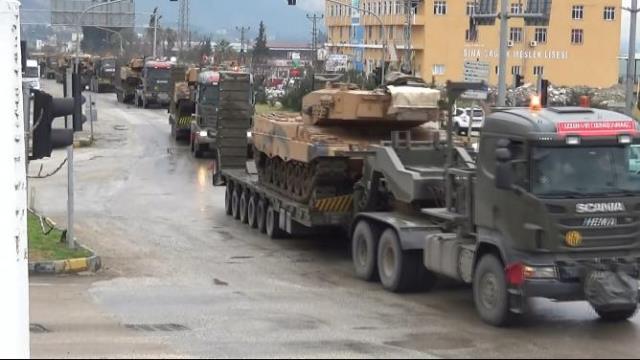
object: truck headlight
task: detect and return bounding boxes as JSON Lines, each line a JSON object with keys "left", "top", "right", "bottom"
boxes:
{"left": 524, "top": 265, "right": 557, "bottom": 280}
{"left": 199, "top": 131, "right": 208, "bottom": 137}
{"left": 565, "top": 136, "right": 581, "bottom": 145}
{"left": 247, "top": 131, "right": 252, "bottom": 139}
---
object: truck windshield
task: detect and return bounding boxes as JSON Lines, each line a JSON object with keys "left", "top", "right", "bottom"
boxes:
{"left": 531, "top": 146, "right": 640, "bottom": 197}
{"left": 25, "top": 67, "right": 39, "bottom": 78}
{"left": 200, "top": 85, "right": 219, "bottom": 105}
{"left": 147, "top": 69, "right": 171, "bottom": 83}
{"left": 102, "top": 59, "right": 116, "bottom": 68}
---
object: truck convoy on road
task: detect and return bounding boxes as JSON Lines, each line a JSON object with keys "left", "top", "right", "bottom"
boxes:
{"left": 115, "top": 58, "right": 143, "bottom": 104}
{"left": 217, "top": 76, "right": 640, "bottom": 326}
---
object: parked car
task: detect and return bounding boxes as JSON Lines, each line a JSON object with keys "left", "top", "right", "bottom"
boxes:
{"left": 453, "top": 107, "right": 484, "bottom": 135}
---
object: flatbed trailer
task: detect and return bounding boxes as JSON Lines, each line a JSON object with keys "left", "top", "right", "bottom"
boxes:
{"left": 221, "top": 168, "right": 352, "bottom": 237}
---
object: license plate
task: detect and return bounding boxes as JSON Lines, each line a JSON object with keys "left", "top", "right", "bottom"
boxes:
{"left": 583, "top": 217, "right": 617, "bottom": 227}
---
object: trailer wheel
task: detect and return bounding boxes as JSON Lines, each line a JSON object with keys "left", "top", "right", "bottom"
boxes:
{"left": 266, "top": 205, "right": 285, "bottom": 239}
{"left": 352, "top": 220, "right": 381, "bottom": 282}
{"left": 256, "top": 198, "right": 267, "bottom": 233}
{"left": 473, "top": 254, "right": 514, "bottom": 327}
{"left": 247, "top": 194, "right": 258, "bottom": 228}
{"left": 594, "top": 306, "right": 638, "bottom": 322}
{"left": 377, "top": 228, "right": 424, "bottom": 293}
{"left": 232, "top": 188, "right": 241, "bottom": 220}
{"left": 224, "top": 182, "right": 234, "bottom": 215}
{"left": 239, "top": 190, "right": 249, "bottom": 224}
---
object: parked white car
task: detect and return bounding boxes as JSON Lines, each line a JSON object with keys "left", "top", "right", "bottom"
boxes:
{"left": 453, "top": 107, "right": 484, "bottom": 135}
{"left": 24, "top": 59, "right": 40, "bottom": 90}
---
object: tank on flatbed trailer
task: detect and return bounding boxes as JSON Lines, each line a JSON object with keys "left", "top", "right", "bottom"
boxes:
{"left": 115, "top": 58, "right": 143, "bottom": 104}
{"left": 168, "top": 66, "right": 197, "bottom": 141}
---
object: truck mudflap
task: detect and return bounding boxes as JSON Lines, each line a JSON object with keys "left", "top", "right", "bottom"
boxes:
{"left": 585, "top": 270, "right": 639, "bottom": 311}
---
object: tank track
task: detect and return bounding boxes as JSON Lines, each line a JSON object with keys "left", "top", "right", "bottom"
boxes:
{"left": 255, "top": 151, "right": 351, "bottom": 204}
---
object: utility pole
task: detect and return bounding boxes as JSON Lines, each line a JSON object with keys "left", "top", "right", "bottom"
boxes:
{"left": 307, "top": 13, "right": 323, "bottom": 91}
{"left": 0, "top": 1, "right": 30, "bottom": 357}
{"left": 403, "top": 0, "right": 413, "bottom": 73}
{"left": 624, "top": 1, "right": 639, "bottom": 115}
{"left": 152, "top": 7, "right": 158, "bottom": 58}
{"left": 236, "top": 26, "right": 250, "bottom": 66}
{"left": 496, "top": 0, "right": 509, "bottom": 107}
{"left": 178, "top": 0, "right": 190, "bottom": 61}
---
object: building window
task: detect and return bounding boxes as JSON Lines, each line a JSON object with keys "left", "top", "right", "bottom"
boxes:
{"left": 466, "top": 1, "right": 475, "bottom": 16}
{"left": 510, "top": 27, "right": 523, "bottom": 43}
{"left": 433, "top": 64, "right": 445, "bottom": 75}
{"left": 533, "top": 66, "right": 544, "bottom": 76}
{"left": 377, "top": 1, "right": 382, "bottom": 15}
{"left": 379, "top": 25, "right": 383, "bottom": 38}
{"left": 389, "top": 26, "right": 394, "bottom": 39}
{"left": 511, "top": 65, "right": 521, "bottom": 75}
{"left": 396, "top": 1, "right": 403, "bottom": 14}
{"left": 572, "top": 5, "right": 584, "bottom": 20}
{"left": 434, "top": 1, "right": 447, "bottom": 15}
{"left": 604, "top": 6, "right": 615, "bottom": 21}
{"left": 368, "top": 26, "right": 373, "bottom": 39}
{"left": 534, "top": 28, "right": 548, "bottom": 43}
{"left": 339, "top": 27, "right": 343, "bottom": 41}
{"left": 510, "top": 3, "right": 523, "bottom": 14}
{"left": 465, "top": 29, "right": 478, "bottom": 42}
{"left": 571, "top": 29, "right": 584, "bottom": 44}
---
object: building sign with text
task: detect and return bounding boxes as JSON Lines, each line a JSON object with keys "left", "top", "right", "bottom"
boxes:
{"left": 464, "top": 47, "right": 569, "bottom": 61}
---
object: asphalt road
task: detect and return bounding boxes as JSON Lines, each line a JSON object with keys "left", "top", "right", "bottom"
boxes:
{"left": 28, "top": 79, "right": 640, "bottom": 359}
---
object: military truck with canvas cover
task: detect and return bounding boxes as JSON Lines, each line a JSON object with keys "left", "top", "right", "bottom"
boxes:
{"left": 89, "top": 56, "right": 117, "bottom": 93}
{"left": 135, "top": 60, "right": 173, "bottom": 108}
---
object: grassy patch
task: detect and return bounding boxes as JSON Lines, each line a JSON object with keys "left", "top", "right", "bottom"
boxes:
{"left": 28, "top": 212, "right": 91, "bottom": 262}
{"left": 255, "top": 103, "right": 298, "bottom": 115}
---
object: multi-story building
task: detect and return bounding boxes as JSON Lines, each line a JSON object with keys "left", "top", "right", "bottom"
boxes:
{"left": 325, "top": 1, "right": 621, "bottom": 87}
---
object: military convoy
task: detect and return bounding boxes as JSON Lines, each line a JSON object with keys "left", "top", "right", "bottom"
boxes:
{"left": 218, "top": 77, "right": 640, "bottom": 326}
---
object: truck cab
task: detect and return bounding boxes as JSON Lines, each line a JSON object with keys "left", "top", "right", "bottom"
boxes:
{"left": 136, "top": 61, "right": 172, "bottom": 108}
{"left": 90, "top": 57, "right": 117, "bottom": 93}
{"left": 190, "top": 71, "right": 220, "bottom": 158}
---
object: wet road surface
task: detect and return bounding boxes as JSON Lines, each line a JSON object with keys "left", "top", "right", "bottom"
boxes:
{"left": 28, "top": 80, "right": 640, "bottom": 358}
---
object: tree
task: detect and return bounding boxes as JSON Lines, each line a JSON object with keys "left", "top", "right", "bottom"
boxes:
{"left": 215, "top": 39, "right": 233, "bottom": 63}
{"left": 252, "top": 21, "right": 269, "bottom": 66}
{"left": 199, "top": 37, "right": 213, "bottom": 65}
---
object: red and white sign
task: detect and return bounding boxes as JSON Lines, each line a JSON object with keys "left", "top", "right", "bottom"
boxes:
{"left": 556, "top": 121, "right": 637, "bottom": 136}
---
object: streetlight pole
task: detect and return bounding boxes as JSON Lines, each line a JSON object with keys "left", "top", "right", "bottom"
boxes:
{"left": 75, "top": 0, "right": 128, "bottom": 72}
{"left": 324, "top": 0, "right": 387, "bottom": 85}
{"left": 624, "top": 1, "right": 639, "bottom": 115}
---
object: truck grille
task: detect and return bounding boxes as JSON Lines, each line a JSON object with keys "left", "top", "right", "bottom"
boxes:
{"left": 556, "top": 216, "right": 640, "bottom": 249}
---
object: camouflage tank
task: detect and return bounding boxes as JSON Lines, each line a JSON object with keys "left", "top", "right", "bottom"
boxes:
{"left": 252, "top": 73, "right": 441, "bottom": 204}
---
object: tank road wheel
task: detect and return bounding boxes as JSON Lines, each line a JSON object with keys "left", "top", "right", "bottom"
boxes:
{"left": 239, "top": 190, "right": 249, "bottom": 224}
{"left": 256, "top": 198, "right": 267, "bottom": 234}
{"left": 231, "top": 187, "right": 241, "bottom": 220}
{"left": 352, "top": 220, "right": 381, "bottom": 282}
{"left": 224, "top": 182, "right": 234, "bottom": 215}
{"left": 377, "top": 228, "right": 426, "bottom": 293}
{"left": 266, "top": 205, "right": 285, "bottom": 239}
{"left": 473, "top": 254, "right": 514, "bottom": 327}
{"left": 247, "top": 194, "right": 258, "bottom": 228}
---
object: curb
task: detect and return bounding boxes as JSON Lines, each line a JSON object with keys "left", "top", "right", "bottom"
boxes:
{"left": 28, "top": 215, "right": 102, "bottom": 275}
{"left": 73, "top": 137, "right": 93, "bottom": 148}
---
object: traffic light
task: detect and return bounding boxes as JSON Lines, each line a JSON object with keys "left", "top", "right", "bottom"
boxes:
{"left": 514, "top": 74, "right": 524, "bottom": 88}
{"left": 31, "top": 90, "right": 75, "bottom": 160}
{"left": 540, "top": 78, "right": 549, "bottom": 107}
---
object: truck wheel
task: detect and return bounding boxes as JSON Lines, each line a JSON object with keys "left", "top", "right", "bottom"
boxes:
{"left": 473, "top": 254, "right": 515, "bottom": 327}
{"left": 224, "top": 182, "right": 233, "bottom": 215}
{"left": 232, "top": 188, "right": 241, "bottom": 220}
{"left": 377, "top": 228, "right": 424, "bottom": 293}
{"left": 247, "top": 194, "right": 258, "bottom": 228}
{"left": 594, "top": 306, "right": 638, "bottom": 322}
{"left": 256, "top": 199, "right": 267, "bottom": 233}
{"left": 239, "top": 191, "right": 249, "bottom": 224}
{"left": 352, "top": 220, "right": 381, "bottom": 282}
{"left": 266, "top": 205, "right": 285, "bottom": 239}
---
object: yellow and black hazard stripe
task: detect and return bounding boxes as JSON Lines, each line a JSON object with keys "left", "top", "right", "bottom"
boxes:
{"left": 178, "top": 115, "right": 192, "bottom": 127}
{"left": 313, "top": 195, "right": 353, "bottom": 213}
